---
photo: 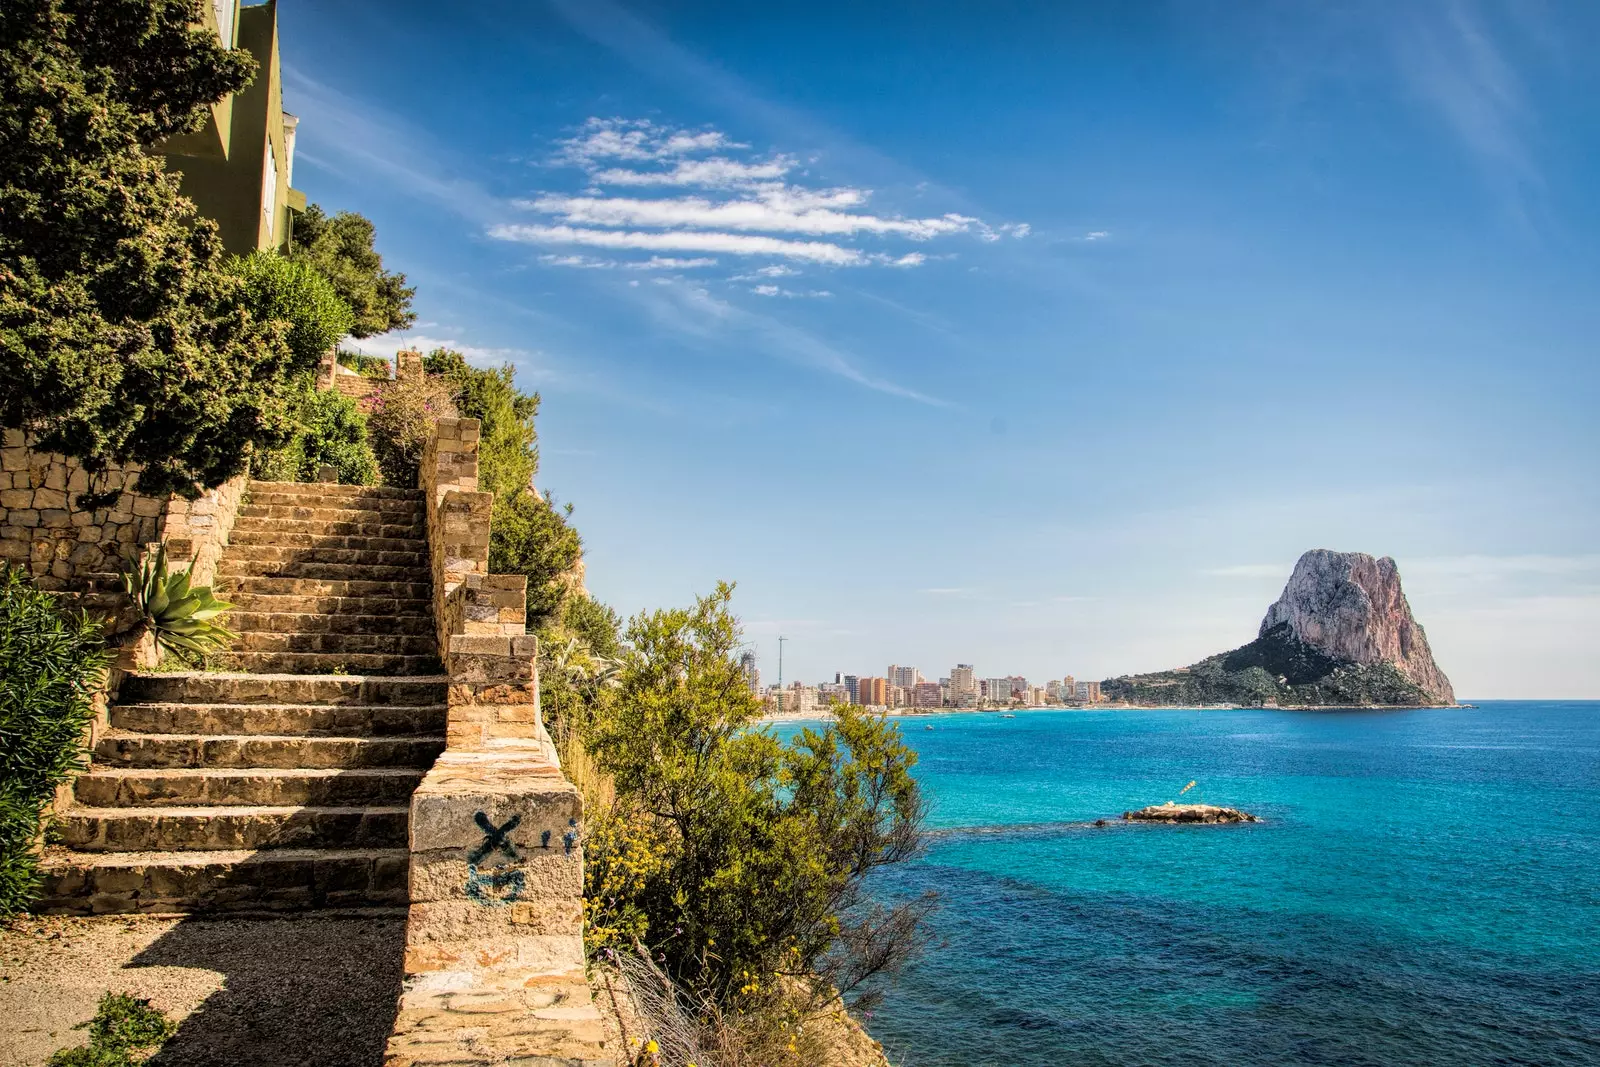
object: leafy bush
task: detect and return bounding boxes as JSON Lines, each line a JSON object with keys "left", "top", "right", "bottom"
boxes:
{"left": 363, "top": 372, "right": 457, "bottom": 486}
{"left": 336, "top": 350, "right": 393, "bottom": 379}
{"left": 290, "top": 205, "right": 416, "bottom": 338}
{"left": 490, "top": 489, "right": 583, "bottom": 627}
{"left": 422, "top": 348, "right": 538, "bottom": 499}
{"left": 232, "top": 251, "right": 355, "bottom": 371}
{"left": 48, "top": 991, "right": 177, "bottom": 1067}
{"left": 120, "top": 544, "right": 236, "bottom": 660}
{"left": 253, "top": 383, "right": 379, "bottom": 485}
{"left": 423, "top": 348, "right": 594, "bottom": 631}
{"left": 0, "top": 567, "right": 110, "bottom": 915}
{"left": 582, "top": 584, "right": 930, "bottom": 1010}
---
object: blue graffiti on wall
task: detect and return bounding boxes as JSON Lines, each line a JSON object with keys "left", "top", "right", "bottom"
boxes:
{"left": 465, "top": 811, "right": 525, "bottom": 906}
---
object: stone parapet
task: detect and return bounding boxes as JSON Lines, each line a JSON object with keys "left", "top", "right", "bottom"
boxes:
{"left": 388, "top": 418, "right": 611, "bottom": 1065}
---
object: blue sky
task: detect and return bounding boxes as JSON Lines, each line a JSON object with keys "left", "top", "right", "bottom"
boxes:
{"left": 279, "top": 1, "right": 1600, "bottom": 698}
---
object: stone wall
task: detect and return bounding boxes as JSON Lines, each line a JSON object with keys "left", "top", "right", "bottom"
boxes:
{"left": 0, "top": 431, "right": 246, "bottom": 595}
{"left": 386, "top": 418, "right": 611, "bottom": 1066}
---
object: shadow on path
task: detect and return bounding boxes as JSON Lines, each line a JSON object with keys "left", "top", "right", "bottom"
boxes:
{"left": 129, "top": 914, "right": 404, "bottom": 1067}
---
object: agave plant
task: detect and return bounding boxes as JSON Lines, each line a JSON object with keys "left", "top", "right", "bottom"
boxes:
{"left": 121, "top": 543, "right": 238, "bottom": 658}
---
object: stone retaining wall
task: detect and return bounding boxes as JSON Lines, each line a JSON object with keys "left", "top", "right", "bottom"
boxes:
{"left": 0, "top": 431, "right": 247, "bottom": 595}
{"left": 385, "top": 418, "right": 611, "bottom": 1066}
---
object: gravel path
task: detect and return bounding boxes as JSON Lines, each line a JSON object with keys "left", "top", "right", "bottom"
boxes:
{"left": 0, "top": 914, "right": 405, "bottom": 1067}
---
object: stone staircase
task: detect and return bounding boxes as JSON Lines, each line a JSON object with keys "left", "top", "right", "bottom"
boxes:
{"left": 37, "top": 480, "right": 448, "bottom": 914}
{"left": 220, "top": 482, "right": 440, "bottom": 675}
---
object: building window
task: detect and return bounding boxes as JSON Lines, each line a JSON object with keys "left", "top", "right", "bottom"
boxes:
{"left": 213, "top": 0, "right": 235, "bottom": 47}
{"left": 262, "top": 141, "right": 278, "bottom": 240}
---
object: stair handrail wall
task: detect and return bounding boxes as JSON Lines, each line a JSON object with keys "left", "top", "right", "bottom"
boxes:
{"left": 386, "top": 416, "right": 607, "bottom": 1065}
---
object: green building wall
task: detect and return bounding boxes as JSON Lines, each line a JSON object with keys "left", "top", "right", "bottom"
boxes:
{"left": 158, "top": 0, "right": 304, "bottom": 257}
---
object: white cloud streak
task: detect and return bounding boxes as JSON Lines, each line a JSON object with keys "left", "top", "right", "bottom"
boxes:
{"left": 592, "top": 156, "right": 795, "bottom": 187}
{"left": 539, "top": 253, "right": 718, "bottom": 270}
{"left": 524, "top": 192, "right": 980, "bottom": 239}
{"left": 491, "top": 223, "right": 867, "bottom": 265}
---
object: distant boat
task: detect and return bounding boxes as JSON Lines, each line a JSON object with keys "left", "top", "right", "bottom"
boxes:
{"left": 924, "top": 724, "right": 934, "bottom": 730}
{"left": 1001, "top": 713, "right": 1016, "bottom": 719}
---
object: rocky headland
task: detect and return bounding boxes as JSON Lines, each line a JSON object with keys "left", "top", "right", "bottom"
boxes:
{"left": 1123, "top": 803, "right": 1261, "bottom": 824}
{"left": 1102, "top": 549, "right": 1456, "bottom": 708}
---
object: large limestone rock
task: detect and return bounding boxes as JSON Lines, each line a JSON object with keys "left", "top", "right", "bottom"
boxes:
{"left": 1260, "top": 550, "right": 1454, "bottom": 704}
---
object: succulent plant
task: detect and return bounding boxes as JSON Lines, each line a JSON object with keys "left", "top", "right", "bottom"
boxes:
{"left": 121, "top": 543, "right": 238, "bottom": 658}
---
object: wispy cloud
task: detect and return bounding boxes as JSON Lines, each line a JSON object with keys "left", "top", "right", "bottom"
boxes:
{"left": 750, "top": 285, "right": 833, "bottom": 298}
{"left": 523, "top": 191, "right": 983, "bottom": 239}
{"left": 557, "top": 118, "right": 740, "bottom": 165}
{"left": 641, "top": 279, "right": 951, "bottom": 406}
{"left": 1390, "top": 2, "right": 1542, "bottom": 208}
{"left": 594, "top": 157, "right": 796, "bottom": 187}
{"left": 538, "top": 253, "right": 718, "bottom": 270}
{"left": 492, "top": 223, "right": 866, "bottom": 264}
{"left": 1202, "top": 563, "right": 1290, "bottom": 579}
{"left": 501, "top": 114, "right": 1026, "bottom": 278}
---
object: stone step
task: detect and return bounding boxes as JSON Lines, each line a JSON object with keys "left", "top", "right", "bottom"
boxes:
{"left": 229, "top": 610, "right": 433, "bottom": 636}
{"left": 216, "top": 576, "right": 433, "bottom": 599}
{"left": 92, "top": 731, "right": 445, "bottom": 770}
{"left": 35, "top": 847, "right": 410, "bottom": 914}
{"left": 248, "top": 480, "right": 424, "bottom": 500}
{"left": 120, "top": 672, "right": 449, "bottom": 707}
{"left": 231, "top": 515, "right": 426, "bottom": 539}
{"left": 57, "top": 805, "right": 410, "bottom": 852}
{"left": 223, "top": 651, "right": 443, "bottom": 675}
{"left": 231, "top": 631, "right": 438, "bottom": 656}
{"left": 237, "top": 504, "right": 425, "bottom": 527}
{"left": 111, "top": 701, "right": 448, "bottom": 737}
{"left": 227, "top": 592, "right": 432, "bottom": 617}
{"left": 223, "top": 544, "right": 428, "bottom": 568}
{"left": 248, "top": 489, "right": 425, "bottom": 515}
{"left": 75, "top": 767, "right": 427, "bottom": 807}
{"left": 216, "top": 559, "right": 427, "bottom": 582}
{"left": 230, "top": 529, "right": 427, "bottom": 552}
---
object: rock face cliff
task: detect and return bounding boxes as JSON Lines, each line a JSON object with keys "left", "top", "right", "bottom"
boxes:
{"left": 1102, "top": 549, "right": 1456, "bottom": 708}
{"left": 1259, "top": 550, "right": 1454, "bottom": 705}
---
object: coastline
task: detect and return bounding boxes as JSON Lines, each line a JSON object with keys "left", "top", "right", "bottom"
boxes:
{"left": 760, "top": 701, "right": 1464, "bottom": 724}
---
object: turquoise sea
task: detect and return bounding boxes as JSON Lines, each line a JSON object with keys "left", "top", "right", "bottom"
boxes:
{"left": 791, "top": 702, "right": 1600, "bottom": 1066}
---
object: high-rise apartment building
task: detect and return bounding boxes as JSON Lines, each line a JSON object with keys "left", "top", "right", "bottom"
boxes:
{"left": 949, "top": 664, "right": 977, "bottom": 707}
{"left": 888, "top": 665, "right": 922, "bottom": 689}
{"left": 857, "top": 676, "right": 888, "bottom": 706}
{"left": 843, "top": 674, "right": 860, "bottom": 703}
{"left": 739, "top": 650, "right": 761, "bottom": 695}
{"left": 912, "top": 682, "right": 943, "bottom": 708}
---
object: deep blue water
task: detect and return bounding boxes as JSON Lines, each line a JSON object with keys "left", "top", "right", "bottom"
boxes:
{"left": 788, "top": 702, "right": 1600, "bottom": 1066}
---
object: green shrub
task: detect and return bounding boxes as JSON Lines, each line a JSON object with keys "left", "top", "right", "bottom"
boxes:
{"left": 422, "top": 348, "right": 538, "bottom": 499}
{"left": 47, "top": 992, "right": 177, "bottom": 1067}
{"left": 422, "top": 348, "right": 595, "bottom": 631}
{"left": 364, "top": 372, "right": 457, "bottom": 486}
{"left": 290, "top": 204, "right": 416, "bottom": 338}
{"left": 336, "top": 350, "right": 393, "bottom": 379}
{"left": 489, "top": 489, "right": 583, "bottom": 626}
{"left": 232, "top": 251, "right": 355, "bottom": 371}
{"left": 0, "top": 568, "right": 111, "bottom": 915}
{"left": 583, "top": 584, "right": 930, "bottom": 1009}
{"left": 254, "top": 383, "right": 379, "bottom": 485}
